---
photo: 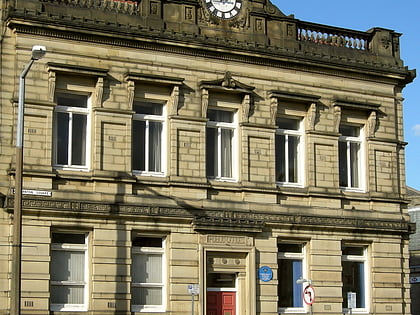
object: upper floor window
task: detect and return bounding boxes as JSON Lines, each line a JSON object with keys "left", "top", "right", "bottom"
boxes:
{"left": 50, "top": 232, "right": 88, "bottom": 312}
{"left": 342, "top": 245, "right": 368, "bottom": 312}
{"left": 132, "top": 101, "right": 166, "bottom": 175}
{"left": 278, "top": 243, "right": 306, "bottom": 312}
{"left": 275, "top": 117, "right": 303, "bottom": 186}
{"left": 339, "top": 125, "right": 364, "bottom": 190}
{"left": 132, "top": 236, "right": 166, "bottom": 312}
{"left": 206, "top": 109, "right": 237, "bottom": 181}
{"left": 54, "top": 93, "right": 90, "bottom": 169}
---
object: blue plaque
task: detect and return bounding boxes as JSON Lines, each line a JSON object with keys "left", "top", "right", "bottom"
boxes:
{"left": 259, "top": 266, "right": 273, "bottom": 282}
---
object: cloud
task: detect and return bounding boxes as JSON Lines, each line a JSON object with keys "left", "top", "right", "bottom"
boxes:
{"left": 413, "top": 124, "right": 420, "bottom": 136}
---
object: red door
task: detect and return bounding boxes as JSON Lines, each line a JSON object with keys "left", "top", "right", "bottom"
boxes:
{"left": 207, "top": 291, "right": 236, "bottom": 315}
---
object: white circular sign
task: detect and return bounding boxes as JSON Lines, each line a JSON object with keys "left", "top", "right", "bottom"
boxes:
{"left": 303, "top": 285, "right": 315, "bottom": 305}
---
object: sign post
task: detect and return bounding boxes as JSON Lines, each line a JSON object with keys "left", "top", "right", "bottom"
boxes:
{"left": 303, "top": 284, "right": 315, "bottom": 315}
{"left": 188, "top": 284, "right": 200, "bottom": 315}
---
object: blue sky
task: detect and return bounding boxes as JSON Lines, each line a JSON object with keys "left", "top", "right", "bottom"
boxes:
{"left": 272, "top": 0, "right": 420, "bottom": 190}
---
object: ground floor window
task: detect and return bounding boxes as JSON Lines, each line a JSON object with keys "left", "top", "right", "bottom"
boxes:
{"left": 50, "top": 232, "right": 88, "bottom": 311}
{"left": 342, "top": 245, "right": 368, "bottom": 311}
{"left": 131, "top": 236, "right": 166, "bottom": 312}
{"left": 278, "top": 242, "right": 305, "bottom": 312}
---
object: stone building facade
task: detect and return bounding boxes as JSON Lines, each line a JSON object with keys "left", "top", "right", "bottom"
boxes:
{"left": 408, "top": 187, "right": 420, "bottom": 315}
{"left": 0, "top": 0, "right": 415, "bottom": 314}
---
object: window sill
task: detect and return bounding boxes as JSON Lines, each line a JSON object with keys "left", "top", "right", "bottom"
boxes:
{"left": 131, "top": 306, "right": 165, "bottom": 313}
{"left": 278, "top": 307, "right": 307, "bottom": 314}
{"left": 340, "top": 187, "right": 366, "bottom": 193}
{"left": 50, "top": 304, "right": 87, "bottom": 312}
{"left": 342, "top": 308, "right": 369, "bottom": 314}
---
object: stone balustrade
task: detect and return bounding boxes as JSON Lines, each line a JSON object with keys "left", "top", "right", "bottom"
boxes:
{"left": 297, "top": 21, "right": 370, "bottom": 51}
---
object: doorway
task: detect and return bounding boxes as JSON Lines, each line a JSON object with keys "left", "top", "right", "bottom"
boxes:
{"left": 206, "top": 273, "right": 237, "bottom": 315}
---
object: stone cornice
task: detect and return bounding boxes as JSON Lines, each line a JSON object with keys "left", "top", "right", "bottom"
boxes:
{"left": 4, "top": 196, "right": 411, "bottom": 234}
{"left": 6, "top": 17, "right": 412, "bottom": 85}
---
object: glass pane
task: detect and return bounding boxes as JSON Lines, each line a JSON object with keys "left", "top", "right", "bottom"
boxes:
{"left": 206, "top": 128, "right": 217, "bottom": 177}
{"left": 132, "top": 287, "right": 162, "bottom": 306}
{"left": 51, "top": 251, "right": 85, "bottom": 282}
{"left": 132, "top": 237, "right": 162, "bottom": 247}
{"left": 220, "top": 128, "right": 232, "bottom": 177}
{"left": 278, "top": 243, "right": 303, "bottom": 253}
{"left": 133, "top": 120, "right": 146, "bottom": 171}
{"left": 340, "top": 125, "right": 360, "bottom": 137}
{"left": 278, "top": 259, "right": 303, "bottom": 307}
{"left": 71, "top": 114, "right": 87, "bottom": 166}
{"left": 207, "top": 273, "right": 236, "bottom": 288}
{"left": 148, "top": 121, "right": 162, "bottom": 172}
{"left": 275, "top": 135, "right": 286, "bottom": 182}
{"left": 51, "top": 285, "right": 84, "bottom": 304}
{"left": 277, "top": 117, "right": 299, "bottom": 130}
{"left": 57, "top": 93, "right": 88, "bottom": 108}
{"left": 342, "top": 261, "right": 365, "bottom": 308}
{"left": 56, "top": 112, "right": 69, "bottom": 165}
{"left": 288, "top": 136, "right": 299, "bottom": 183}
{"left": 350, "top": 142, "right": 360, "bottom": 187}
{"left": 208, "top": 109, "right": 233, "bottom": 123}
{"left": 132, "top": 254, "right": 162, "bottom": 283}
{"left": 134, "top": 102, "right": 163, "bottom": 115}
{"left": 52, "top": 233, "right": 85, "bottom": 244}
{"left": 339, "top": 141, "right": 348, "bottom": 187}
{"left": 343, "top": 247, "right": 364, "bottom": 256}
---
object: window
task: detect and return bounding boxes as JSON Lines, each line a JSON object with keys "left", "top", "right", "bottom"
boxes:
{"left": 275, "top": 117, "right": 303, "bottom": 185}
{"left": 50, "top": 232, "right": 88, "bottom": 312}
{"left": 206, "top": 109, "right": 237, "bottom": 180}
{"left": 339, "top": 125, "right": 364, "bottom": 189}
{"left": 342, "top": 246, "right": 368, "bottom": 312}
{"left": 278, "top": 243, "right": 305, "bottom": 312}
{"left": 132, "top": 236, "right": 166, "bottom": 312}
{"left": 132, "top": 101, "right": 166, "bottom": 175}
{"left": 54, "top": 93, "right": 90, "bottom": 169}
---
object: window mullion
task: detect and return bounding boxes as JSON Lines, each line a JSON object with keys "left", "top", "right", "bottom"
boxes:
{"left": 217, "top": 127, "right": 222, "bottom": 177}
{"left": 346, "top": 141, "right": 352, "bottom": 187}
{"left": 68, "top": 112, "right": 74, "bottom": 166}
{"left": 285, "top": 134, "right": 289, "bottom": 183}
{"left": 145, "top": 120, "right": 150, "bottom": 172}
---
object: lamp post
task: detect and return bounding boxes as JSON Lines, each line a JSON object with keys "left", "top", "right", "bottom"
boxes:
{"left": 11, "top": 45, "right": 47, "bottom": 315}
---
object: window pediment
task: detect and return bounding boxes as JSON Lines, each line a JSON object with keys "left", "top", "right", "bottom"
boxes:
{"left": 200, "top": 71, "right": 255, "bottom": 94}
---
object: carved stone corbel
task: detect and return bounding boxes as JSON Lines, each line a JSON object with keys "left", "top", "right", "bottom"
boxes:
{"left": 169, "top": 85, "right": 179, "bottom": 116}
{"left": 127, "top": 80, "right": 135, "bottom": 109}
{"left": 307, "top": 102, "right": 317, "bottom": 131}
{"left": 269, "top": 97, "right": 278, "bottom": 125}
{"left": 367, "top": 111, "right": 377, "bottom": 138}
{"left": 333, "top": 105, "right": 341, "bottom": 133}
{"left": 48, "top": 71, "right": 56, "bottom": 102}
{"left": 94, "top": 77, "right": 104, "bottom": 108}
{"left": 201, "top": 88, "right": 209, "bottom": 118}
{"left": 241, "top": 94, "right": 250, "bottom": 123}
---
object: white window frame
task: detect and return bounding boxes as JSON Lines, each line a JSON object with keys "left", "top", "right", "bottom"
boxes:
{"left": 275, "top": 117, "right": 304, "bottom": 187}
{"left": 339, "top": 125, "right": 365, "bottom": 191}
{"left": 278, "top": 243, "right": 307, "bottom": 314}
{"left": 50, "top": 233, "right": 89, "bottom": 312}
{"left": 206, "top": 108, "right": 238, "bottom": 182}
{"left": 53, "top": 92, "right": 91, "bottom": 171}
{"left": 342, "top": 246, "right": 369, "bottom": 314}
{"left": 131, "top": 237, "right": 166, "bottom": 313}
{"left": 132, "top": 100, "right": 167, "bottom": 176}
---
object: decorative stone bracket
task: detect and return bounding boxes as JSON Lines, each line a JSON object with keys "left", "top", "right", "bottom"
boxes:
{"left": 47, "top": 63, "right": 108, "bottom": 106}
{"left": 125, "top": 73, "right": 184, "bottom": 115}
{"left": 200, "top": 72, "right": 255, "bottom": 122}
{"left": 268, "top": 91, "right": 320, "bottom": 129}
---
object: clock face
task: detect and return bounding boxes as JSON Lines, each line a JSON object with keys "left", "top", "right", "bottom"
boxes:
{"left": 205, "top": 0, "right": 242, "bottom": 19}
